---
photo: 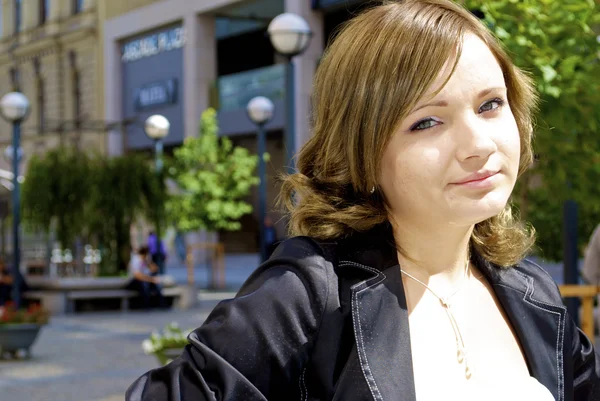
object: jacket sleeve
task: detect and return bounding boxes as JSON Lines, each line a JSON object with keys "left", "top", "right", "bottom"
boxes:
{"left": 126, "top": 251, "right": 331, "bottom": 401}
{"left": 571, "top": 319, "right": 600, "bottom": 400}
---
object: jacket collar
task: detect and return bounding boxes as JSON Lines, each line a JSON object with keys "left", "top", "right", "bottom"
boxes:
{"left": 335, "top": 224, "right": 566, "bottom": 401}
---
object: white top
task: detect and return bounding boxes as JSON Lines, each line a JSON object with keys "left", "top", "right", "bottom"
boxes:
{"left": 463, "top": 376, "right": 555, "bottom": 401}
{"left": 129, "top": 254, "right": 149, "bottom": 276}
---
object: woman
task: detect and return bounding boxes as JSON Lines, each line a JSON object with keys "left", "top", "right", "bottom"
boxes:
{"left": 126, "top": 0, "right": 600, "bottom": 400}
{"left": 128, "top": 246, "right": 165, "bottom": 309}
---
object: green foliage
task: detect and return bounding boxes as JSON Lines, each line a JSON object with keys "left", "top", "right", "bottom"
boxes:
{"left": 22, "top": 148, "right": 163, "bottom": 272}
{"left": 465, "top": 0, "right": 600, "bottom": 260}
{"left": 85, "top": 155, "right": 164, "bottom": 273}
{"left": 141, "top": 322, "right": 192, "bottom": 365}
{"left": 167, "top": 108, "right": 259, "bottom": 232}
{"left": 21, "top": 148, "right": 92, "bottom": 248}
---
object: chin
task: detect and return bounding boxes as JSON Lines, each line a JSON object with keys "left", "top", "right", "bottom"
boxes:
{"left": 451, "top": 190, "right": 512, "bottom": 225}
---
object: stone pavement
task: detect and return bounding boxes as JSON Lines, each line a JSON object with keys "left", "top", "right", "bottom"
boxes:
{"left": 0, "top": 293, "right": 234, "bottom": 401}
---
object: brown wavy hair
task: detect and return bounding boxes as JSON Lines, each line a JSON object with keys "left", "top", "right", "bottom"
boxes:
{"left": 280, "top": 0, "right": 537, "bottom": 266}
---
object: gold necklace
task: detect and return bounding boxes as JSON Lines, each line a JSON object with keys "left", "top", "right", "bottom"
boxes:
{"left": 400, "top": 256, "right": 472, "bottom": 379}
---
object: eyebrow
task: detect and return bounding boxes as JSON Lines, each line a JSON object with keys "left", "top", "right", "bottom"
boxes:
{"left": 410, "top": 87, "right": 507, "bottom": 114}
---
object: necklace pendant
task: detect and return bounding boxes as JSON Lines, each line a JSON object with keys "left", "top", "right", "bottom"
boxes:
{"left": 465, "top": 364, "right": 472, "bottom": 379}
{"left": 457, "top": 348, "right": 465, "bottom": 363}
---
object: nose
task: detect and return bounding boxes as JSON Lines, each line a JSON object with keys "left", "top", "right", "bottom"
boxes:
{"left": 454, "top": 116, "right": 497, "bottom": 162}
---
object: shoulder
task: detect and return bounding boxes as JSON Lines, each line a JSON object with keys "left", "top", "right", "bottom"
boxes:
{"left": 239, "top": 236, "right": 338, "bottom": 299}
{"left": 512, "top": 258, "right": 564, "bottom": 306}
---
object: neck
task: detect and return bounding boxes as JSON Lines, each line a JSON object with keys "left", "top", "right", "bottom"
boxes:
{"left": 391, "top": 219, "right": 473, "bottom": 288}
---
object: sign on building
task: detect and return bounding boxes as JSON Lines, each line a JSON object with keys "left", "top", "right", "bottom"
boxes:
{"left": 134, "top": 78, "right": 178, "bottom": 111}
{"left": 122, "top": 27, "right": 185, "bottom": 63}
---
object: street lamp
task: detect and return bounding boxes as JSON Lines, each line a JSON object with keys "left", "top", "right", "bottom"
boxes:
{"left": 247, "top": 96, "right": 275, "bottom": 263}
{"left": 144, "top": 114, "right": 170, "bottom": 173}
{"left": 144, "top": 114, "right": 170, "bottom": 274}
{"left": 0, "top": 92, "right": 30, "bottom": 308}
{"left": 267, "top": 13, "right": 312, "bottom": 172}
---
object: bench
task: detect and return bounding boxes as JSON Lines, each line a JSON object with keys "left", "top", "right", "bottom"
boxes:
{"left": 558, "top": 284, "right": 600, "bottom": 340}
{"left": 65, "top": 289, "right": 138, "bottom": 312}
{"left": 24, "top": 285, "right": 186, "bottom": 314}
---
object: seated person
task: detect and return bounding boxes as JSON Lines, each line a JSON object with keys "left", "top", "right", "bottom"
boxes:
{"left": 128, "top": 246, "right": 165, "bottom": 309}
{"left": 0, "top": 260, "right": 13, "bottom": 306}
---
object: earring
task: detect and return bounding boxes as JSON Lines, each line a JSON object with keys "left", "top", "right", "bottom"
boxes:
{"left": 370, "top": 186, "right": 376, "bottom": 194}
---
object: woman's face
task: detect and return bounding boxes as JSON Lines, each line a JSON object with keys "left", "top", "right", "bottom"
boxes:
{"left": 380, "top": 33, "right": 520, "bottom": 228}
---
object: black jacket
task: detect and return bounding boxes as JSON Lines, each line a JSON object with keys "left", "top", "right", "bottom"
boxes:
{"left": 126, "top": 225, "right": 600, "bottom": 401}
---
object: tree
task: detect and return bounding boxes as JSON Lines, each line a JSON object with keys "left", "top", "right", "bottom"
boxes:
{"left": 22, "top": 149, "right": 164, "bottom": 274}
{"left": 465, "top": 0, "right": 600, "bottom": 260}
{"left": 166, "top": 108, "right": 259, "bottom": 233}
{"left": 22, "top": 148, "right": 92, "bottom": 248}
{"left": 86, "top": 155, "right": 164, "bottom": 274}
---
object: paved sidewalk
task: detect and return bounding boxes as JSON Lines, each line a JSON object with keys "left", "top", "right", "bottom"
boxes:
{"left": 166, "top": 253, "right": 259, "bottom": 289}
{"left": 0, "top": 294, "right": 233, "bottom": 401}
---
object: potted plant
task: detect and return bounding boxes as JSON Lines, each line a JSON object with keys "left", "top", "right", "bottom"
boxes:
{"left": 142, "top": 322, "right": 192, "bottom": 365}
{"left": 0, "top": 302, "right": 50, "bottom": 359}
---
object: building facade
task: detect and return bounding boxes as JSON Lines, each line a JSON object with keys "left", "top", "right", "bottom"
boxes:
{"left": 0, "top": 0, "right": 108, "bottom": 255}
{"left": 0, "top": 0, "right": 105, "bottom": 167}
{"left": 103, "top": 0, "right": 369, "bottom": 251}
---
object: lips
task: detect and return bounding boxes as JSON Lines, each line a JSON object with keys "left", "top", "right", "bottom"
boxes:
{"left": 452, "top": 170, "right": 499, "bottom": 185}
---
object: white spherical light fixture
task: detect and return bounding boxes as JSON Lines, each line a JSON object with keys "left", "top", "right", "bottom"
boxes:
{"left": 267, "top": 13, "right": 312, "bottom": 57}
{"left": 247, "top": 96, "right": 275, "bottom": 126}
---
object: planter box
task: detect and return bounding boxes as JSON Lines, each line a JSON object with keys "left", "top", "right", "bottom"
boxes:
{"left": 0, "top": 323, "right": 43, "bottom": 358}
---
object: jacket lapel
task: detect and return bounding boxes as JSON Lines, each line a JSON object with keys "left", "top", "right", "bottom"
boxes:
{"left": 338, "top": 224, "right": 417, "bottom": 401}
{"left": 477, "top": 256, "right": 566, "bottom": 401}
{"left": 346, "top": 261, "right": 416, "bottom": 401}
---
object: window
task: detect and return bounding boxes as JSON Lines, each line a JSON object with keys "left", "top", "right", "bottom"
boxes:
{"left": 34, "top": 58, "right": 44, "bottom": 133}
{"left": 73, "top": 0, "right": 84, "bottom": 14}
{"left": 39, "top": 0, "right": 50, "bottom": 25}
{"left": 69, "top": 51, "right": 81, "bottom": 126}
{"left": 37, "top": 79, "right": 45, "bottom": 134}
{"left": 14, "top": 0, "right": 22, "bottom": 33}
{"left": 73, "top": 70, "right": 81, "bottom": 125}
{"left": 9, "top": 67, "right": 20, "bottom": 91}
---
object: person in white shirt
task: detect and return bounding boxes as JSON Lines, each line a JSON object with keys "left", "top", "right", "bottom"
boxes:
{"left": 128, "top": 246, "right": 165, "bottom": 309}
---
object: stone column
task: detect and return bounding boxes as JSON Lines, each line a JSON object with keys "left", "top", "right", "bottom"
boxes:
{"left": 284, "top": 0, "right": 324, "bottom": 152}
{"left": 83, "top": 0, "right": 97, "bottom": 11}
{"left": 183, "top": 13, "right": 216, "bottom": 139}
{"left": 182, "top": 13, "right": 217, "bottom": 250}
{"left": 2, "top": 1, "right": 13, "bottom": 37}
{"left": 49, "top": 0, "right": 62, "bottom": 21}
{"left": 104, "top": 39, "right": 123, "bottom": 155}
{"left": 22, "top": 0, "right": 38, "bottom": 31}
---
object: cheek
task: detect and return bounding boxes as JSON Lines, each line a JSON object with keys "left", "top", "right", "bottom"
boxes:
{"left": 504, "top": 120, "right": 521, "bottom": 162}
{"left": 381, "top": 146, "right": 441, "bottom": 196}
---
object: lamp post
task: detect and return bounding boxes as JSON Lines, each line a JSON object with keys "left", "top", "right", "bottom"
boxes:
{"left": 0, "top": 92, "right": 30, "bottom": 308}
{"left": 247, "top": 96, "right": 275, "bottom": 262}
{"left": 267, "top": 13, "right": 312, "bottom": 173}
{"left": 144, "top": 114, "right": 170, "bottom": 274}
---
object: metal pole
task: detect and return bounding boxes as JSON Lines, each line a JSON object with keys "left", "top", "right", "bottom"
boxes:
{"left": 154, "top": 138, "right": 164, "bottom": 275}
{"left": 11, "top": 122, "right": 22, "bottom": 308}
{"left": 563, "top": 199, "right": 579, "bottom": 325}
{"left": 257, "top": 124, "right": 267, "bottom": 262}
{"left": 155, "top": 139, "right": 164, "bottom": 173}
{"left": 285, "top": 60, "right": 295, "bottom": 173}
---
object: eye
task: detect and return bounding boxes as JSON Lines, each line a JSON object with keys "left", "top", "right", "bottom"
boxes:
{"left": 479, "top": 98, "right": 505, "bottom": 113}
{"left": 410, "top": 118, "right": 442, "bottom": 131}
